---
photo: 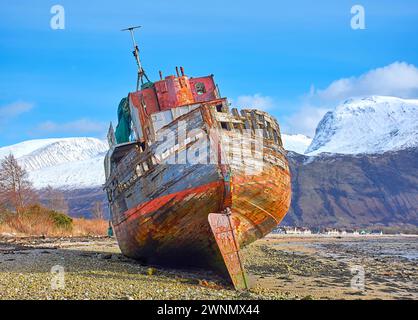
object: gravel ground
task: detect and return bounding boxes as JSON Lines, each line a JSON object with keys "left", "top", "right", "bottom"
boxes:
{"left": 0, "top": 234, "right": 416, "bottom": 300}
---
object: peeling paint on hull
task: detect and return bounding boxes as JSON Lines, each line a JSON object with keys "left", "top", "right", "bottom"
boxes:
{"left": 112, "top": 162, "right": 291, "bottom": 282}
{"left": 105, "top": 97, "right": 291, "bottom": 289}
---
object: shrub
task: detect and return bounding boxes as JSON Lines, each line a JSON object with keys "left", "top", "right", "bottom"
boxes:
{"left": 49, "top": 210, "right": 73, "bottom": 231}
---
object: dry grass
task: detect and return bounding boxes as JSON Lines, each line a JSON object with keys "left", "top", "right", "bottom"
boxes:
{"left": 0, "top": 222, "right": 19, "bottom": 235}
{"left": 4, "top": 212, "right": 56, "bottom": 236}
{"left": 0, "top": 205, "right": 108, "bottom": 237}
{"left": 0, "top": 218, "right": 108, "bottom": 237}
{"left": 72, "top": 218, "right": 108, "bottom": 236}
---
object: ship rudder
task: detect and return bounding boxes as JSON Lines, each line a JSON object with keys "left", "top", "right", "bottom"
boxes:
{"left": 208, "top": 210, "right": 249, "bottom": 290}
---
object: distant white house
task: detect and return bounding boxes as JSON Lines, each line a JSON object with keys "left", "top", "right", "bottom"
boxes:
{"left": 326, "top": 229, "right": 340, "bottom": 236}
{"left": 284, "top": 227, "right": 312, "bottom": 235}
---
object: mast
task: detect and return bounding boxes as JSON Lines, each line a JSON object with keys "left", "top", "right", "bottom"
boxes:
{"left": 121, "top": 25, "right": 151, "bottom": 91}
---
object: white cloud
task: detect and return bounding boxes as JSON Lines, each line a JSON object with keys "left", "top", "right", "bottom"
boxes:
{"left": 281, "top": 133, "right": 312, "bottom": 154}
{"left": 232, "top": 93, "right": 326, "bottom": 137}
{"left": 235, "top": 94, "right": 275, "bottom": 111}
{"left": 310, "top": 61, "right": 418, "bottom": 104}
{"left": 230, "top": 62, "right": 418, "bottom": 138}
{"left": 0, "top": 101, "right": 33, "bottom": 123}
{"left": 284, "top": 61, "right": 418, "bottom": 137}
{"left": 34, "top": 118, "right": 107, "bottom": 135}
{"left": 282, "top": 106, "right": 329, "bottom": 137}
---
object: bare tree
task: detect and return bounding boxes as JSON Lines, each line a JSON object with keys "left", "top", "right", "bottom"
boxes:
{"left": 92, "top": 201, "right": 104, "bottom": 220}
{"left": 0, "top": 203, "right": 7, "bottom": 223}
{"left": 43, "top": 185, "right": 69, "bottom": 214}
{"left": 0, "top": 154, "right": 37, "bottom": 214}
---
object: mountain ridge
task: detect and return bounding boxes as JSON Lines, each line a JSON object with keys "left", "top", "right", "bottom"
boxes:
{"left": 284, "top": 149, "right": 418, "bottom": 231}
{"left": 306, "top": 96, "right": 418, "bottom": 155}
{"left": 0, "top": 137, "right": 108, "bottom": 189}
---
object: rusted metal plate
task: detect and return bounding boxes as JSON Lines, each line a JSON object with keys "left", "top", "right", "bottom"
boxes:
{"left": 208, "top": 212, "right": 248, "bottom": 290}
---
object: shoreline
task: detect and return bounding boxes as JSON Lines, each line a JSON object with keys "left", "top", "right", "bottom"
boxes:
{"left": 267, "top": 233, "right": 418, "bottom": 238}
{"left": 2, "top": 232, "right": 417, "bottom": 241}
{"left": 1, "top": 235, "right": 416, "bottom": 300}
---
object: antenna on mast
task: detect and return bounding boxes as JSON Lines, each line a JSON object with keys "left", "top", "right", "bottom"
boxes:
{"left": 121, "top": 25, "right": 150, "bottom": 91}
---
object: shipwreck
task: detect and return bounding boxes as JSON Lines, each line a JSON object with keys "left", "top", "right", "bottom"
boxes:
{"left": 104, "top": 27, "right": 291, "bottom": 289}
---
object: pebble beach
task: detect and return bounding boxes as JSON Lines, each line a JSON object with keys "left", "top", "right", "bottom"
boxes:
{"left": 0, "top": 234, "right": 416, "bottom": 300}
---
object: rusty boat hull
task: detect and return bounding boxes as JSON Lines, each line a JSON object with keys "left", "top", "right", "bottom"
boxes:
{"left": 105, "top": 103, "right": 291, "bottom": 288}
{"left": 113, "top": 161, "right": 291, "bottom": 272}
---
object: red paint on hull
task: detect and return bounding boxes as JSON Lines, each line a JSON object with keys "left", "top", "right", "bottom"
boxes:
{"left": 115, "top": 180, "right": 223, "bottom": 227}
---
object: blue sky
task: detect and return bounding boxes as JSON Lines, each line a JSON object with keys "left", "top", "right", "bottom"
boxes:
{"left": 1, "top": 0, "right": 418, "bottom": 145}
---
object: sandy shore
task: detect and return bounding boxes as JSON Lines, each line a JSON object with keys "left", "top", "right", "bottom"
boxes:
{"left": 0, "top": 234, "right": 416, "bottom": 300}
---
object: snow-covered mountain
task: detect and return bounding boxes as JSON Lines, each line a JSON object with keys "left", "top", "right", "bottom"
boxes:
{"left": 0, "top": 138, "right": 108, "bottom": 189}
{"left": 282, "top": 134, "right": 312, "bottom": 154}
{"left": 306, "top": 96, "right": 418, "bottom": 155}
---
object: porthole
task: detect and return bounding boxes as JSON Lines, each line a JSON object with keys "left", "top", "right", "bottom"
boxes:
{"left": 195, "top": 82, "right": 206, "bottom": 95}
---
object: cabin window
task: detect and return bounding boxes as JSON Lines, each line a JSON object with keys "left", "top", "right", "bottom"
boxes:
{"left": 135, "top": 164, "right": 142, "bottom": 176}
{"left": 195, "top": 82, "right": 206, "bottom": 95}
{"left": 220, "top": 122, "right": 229, "bottom": 130}
{"left": 216, "top": 104, "right": 223, "bottom": 112}
{"left": 266, "top": 123, "right": 272, "bottom": 140}
{"left": 273, "top": 130, "right": 279, "bottom": 144}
